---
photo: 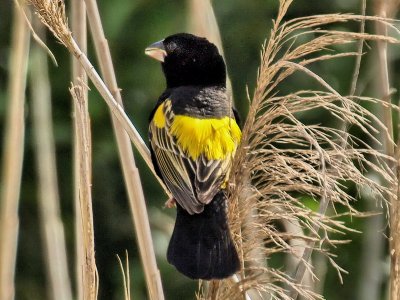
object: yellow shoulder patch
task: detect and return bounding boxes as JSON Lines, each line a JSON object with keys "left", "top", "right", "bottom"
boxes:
{"left": 170, "top": 115, "right": 241, "bottom": 160}
{"left": 153, "top": 102, "right": 166, "bottom": 128}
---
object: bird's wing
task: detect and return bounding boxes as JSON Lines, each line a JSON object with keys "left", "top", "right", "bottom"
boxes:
{"left": 149, "top": 99, "right": 239, "bottom": 215}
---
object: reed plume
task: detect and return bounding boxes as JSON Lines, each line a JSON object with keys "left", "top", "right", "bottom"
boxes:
{"left": 198, "top": 1, "right": 399, "bottom": 299}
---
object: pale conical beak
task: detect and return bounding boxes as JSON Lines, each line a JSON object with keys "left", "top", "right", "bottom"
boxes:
{"left": 145, "top": 40, "right": 167, "bottom": 62}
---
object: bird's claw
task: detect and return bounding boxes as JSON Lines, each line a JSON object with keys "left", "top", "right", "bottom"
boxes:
{"left": 164, "top": 198, "right": 176, "bottom": 209}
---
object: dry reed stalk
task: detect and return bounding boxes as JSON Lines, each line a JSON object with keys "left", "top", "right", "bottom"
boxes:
{"left": 70, "top": 7, "right": 96, "bottom": 299}
{"left": 313, "top": 252, "right": 327, "bottom": 296}
{"left": 208, "top": 1, "right": 399, "bottom": 299}
{"left": 281, "top": 210, "right": 313, "bottom": 298}
{"left": 26, "top": 0, "right": 166, "bottom": 297}
{"left": 375, "top": 1, "right": 395, "bottom": 157}
{"left": 71, "top": 0, "right": 88, "bottom": 298}
{"left": 83, "top": 0, "right": 165, "bottom": 298}
{"left": 187, "top": 0, "right": 222, "bottom": 50}
{"left": 388, "top": 0, "right": 400, "bottom": 17}
{"left": 30, "top": 20, "right": 73, "bottom": 300}
{"left": 0, "top": 5, "right": 30, "bottom": 300}
{"left": 349, "top": 0, "right": 366, "bottom": 98}
{"left": 351, "top": 3, "right": 387, "bottom": 299}
{"left": 70, "top": 84, "right": 99, "bottom": 300}
{"left": 374, "top": 1, "right": 398, "bottom": 298}
{"left": 26, "top": 0, "right": 168, "bottom": 195}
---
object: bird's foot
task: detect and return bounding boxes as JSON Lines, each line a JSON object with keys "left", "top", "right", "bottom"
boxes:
{"left": 164, "top": 198, "right": 176, "bottom": 209}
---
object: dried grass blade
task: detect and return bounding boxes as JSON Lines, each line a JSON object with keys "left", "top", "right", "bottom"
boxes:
{"left": 70, "top": 84, "right": 99, "bottom": 300}
{"left": 26, "top": 0, "right": 165, "bottom": 194}
{"left": 84, "top": 0, "right": 165, "bottom": 298}
{"left": 0, "top": 5, "right": 30, "bottom": 300}
{"left": 71, "top": 0, "right": 88, "bottom": 297}
{"left": 31, "top": 21, "right": 73, "bottom": 300}
{"left": 373, "top": 1, "right": 399, "bottom": 298}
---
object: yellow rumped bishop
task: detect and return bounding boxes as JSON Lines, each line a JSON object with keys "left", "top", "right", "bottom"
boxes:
{"left": 145, "top": 33, "right": 241, "bottom": 280}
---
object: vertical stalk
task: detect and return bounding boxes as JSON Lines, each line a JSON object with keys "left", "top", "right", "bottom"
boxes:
{"left": 84, "top": 0, "right": 165, "bottom": 298}
{"left": 31, "top": 21, "right": 73, "bottom": 300}
{"left": 374, "top": 0, "right": 397, "bottom": 299}
{"left": 71, "top": 0, "right": 88, "bottom": 298}
{"left": 375, "top": 1, "right": 394, "bottom": 157}
{"left": 70, "top": 84, "right": 98, "bottom": 300}
{"left": 0, "top": 5, "right": 30, "bottom": 300}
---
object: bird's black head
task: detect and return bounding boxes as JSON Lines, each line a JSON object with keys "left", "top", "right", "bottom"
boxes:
{"left": 145, "top": 33, "right": 226, "bottom": 88}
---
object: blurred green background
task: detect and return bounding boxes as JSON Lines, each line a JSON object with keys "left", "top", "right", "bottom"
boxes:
{"left": 1, "top": 0, "right": 400, "bottom": 299}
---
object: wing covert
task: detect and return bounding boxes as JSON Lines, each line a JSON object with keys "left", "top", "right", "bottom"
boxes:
{"left": 149, "top": 98, "right": 240, "bottom": 215}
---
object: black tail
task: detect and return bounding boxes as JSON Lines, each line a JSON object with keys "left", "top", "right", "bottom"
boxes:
{"left": 167, "top": 191, "right": 240, "bottom": 280}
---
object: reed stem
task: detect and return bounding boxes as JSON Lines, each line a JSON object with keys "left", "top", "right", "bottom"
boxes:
{"left": 374, "top": 1, "right": 398, "bottom": 298}
{"left": 83, "top": 1, "right": 165, "bottom": 298}
{"left": 70, "top": 84, "right": 99, "bottom": 300}
{"left": 0, "top": 5, "right": 30, "bottom": 300}
{"left": 71, "top": 0, "right": 89, "bottom": 298}
{"left": 31, "top": 21, "right": 73, "bottom": 300}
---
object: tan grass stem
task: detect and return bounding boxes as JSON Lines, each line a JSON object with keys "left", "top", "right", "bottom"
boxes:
{"left": 71, "top": 0, "right": 88, "bottom": 298}
{"left": 65, "top": 44, "right": 167, "bottom": 297}
{"left": 375, "top": 1, "right": 394, "bottom": 158}
{"left": 349, "top": 0, "right": 366, "bottom": 98}
{"left": 70, "top": 1, "right": 99, "bottom": 298}
{"left": 70, "top": 38, "right": 167, "bottom": 194}
{"left": 0, "top": 5, "right": 30, "bottom": 300}
{"left": 374, "top": 1, "right": 398, "bottom": 298}
{"left": 25, "top": 3, "right": 168, "bottom": 295}
{"left": 28, "top": 0, "right": 183, "bottom": 202}
{"left": 70, "top": 84, "right": 99, "bottom": 300}
{"left": 187, "top": 0, "right": 223, "bottom": 51}
{"left": 84, "top": 0, "right": 165, "bottom": 298}
{"left": 31, "top": 21, "right": 73, "bottom": 300}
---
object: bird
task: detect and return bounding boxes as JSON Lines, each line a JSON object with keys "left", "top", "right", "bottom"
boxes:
{"left": 145, "top": 33, "right": 241, "bottom": 280}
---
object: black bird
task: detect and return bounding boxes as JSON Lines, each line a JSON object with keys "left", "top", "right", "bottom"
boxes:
{"left": 145, "top": 33, "right": 241, "bottom": 280}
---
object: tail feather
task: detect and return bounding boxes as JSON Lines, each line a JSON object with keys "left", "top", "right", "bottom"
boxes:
{"left": 167, "top": 191, "right": 240, "bottom": 280}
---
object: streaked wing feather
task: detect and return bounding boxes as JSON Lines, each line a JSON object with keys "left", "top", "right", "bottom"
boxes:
{"left": 192, "top": 157, "right": 226, "bottom": 204}
{"left": 150, "top": 121, "right": 203, "bottom": 214}
{"left": 149, "top": 99, "right": 232, "bottom": 215}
